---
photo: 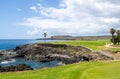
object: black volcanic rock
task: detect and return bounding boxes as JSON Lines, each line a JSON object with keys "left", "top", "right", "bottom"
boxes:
{"left": 14, "top": 44, "right": 115, "bottom": 64}
{"left": 0, "top": 64, "right": 33, "bottom": 72}
{"left": 0, "top": 49, "right": 18, "bottom": 61}
{"left": 0, "top": 43, "right": 115, "bottom": 64}
{"left": 14, "top": 44, "right": 92, "bottom": 63}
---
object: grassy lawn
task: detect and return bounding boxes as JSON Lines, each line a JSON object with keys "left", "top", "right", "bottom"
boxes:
{"left": 81, "top": 61, "right": 120, "bottom": 79}
{"left": 52, "top": 40, "right": 120, "bottom": 52}
{"left": 1, "top": 61, "right": 120, "bottom": 79}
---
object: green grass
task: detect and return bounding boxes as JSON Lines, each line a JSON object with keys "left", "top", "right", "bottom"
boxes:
{"left": 52, "top": 40, "right": 120, "bottom": 52}
{"left": 1, "top": 61, "right": 120, "bottom": 79}
{"left": 110, "top": 48, "right": 120, "bottom": 53}
{"left": 81, "top": 61, "right": 120, "bottom": 79}
{"left": 52, "top": 40, "right": 109, "bottom": 50}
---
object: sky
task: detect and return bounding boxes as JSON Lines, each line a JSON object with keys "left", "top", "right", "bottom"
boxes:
{"left": 0, "top": 0, "right": 120, "bottom": 39}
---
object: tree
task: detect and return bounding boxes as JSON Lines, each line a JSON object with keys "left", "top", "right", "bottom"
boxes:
{"left": 110, "top": 28, "right": 116, "bottom": 45}
{"left": 43, "top": 32, "right": 47, "bottom": 43}
{"left": 110, "top": 28, "right": 120, "bottom": 45}
{"left": 116, "top": 30, "right": 120, "bottom": 44}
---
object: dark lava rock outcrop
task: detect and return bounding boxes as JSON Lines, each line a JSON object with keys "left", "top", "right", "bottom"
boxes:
{"left": 15, "top": 44, "right": 92, "bottom": 64}
{"left": 0, "top": 64, "right": 33, "bottom": 72}
{"left": 0, "top": 49, "right": 18, "bottom": 61}
{"left": 0, "top": 44, "right": 115, "bottom": 64}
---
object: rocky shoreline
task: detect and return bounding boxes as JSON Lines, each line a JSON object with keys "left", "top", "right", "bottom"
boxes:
{"left": 0, "top": 43, "right": 116, "bottom": 72}
{"left": 0, "top": 43, "right": 115, "bottom": 64}
{"left": 0, "top": 64, "right": 33, "bottom": 72}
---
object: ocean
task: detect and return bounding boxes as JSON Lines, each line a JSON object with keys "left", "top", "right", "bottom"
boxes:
{"left": 0, "top": 39, "right": 62, "bottom": 69}
{"left": 0, "top": 39, "right": 59, "bottom": 50}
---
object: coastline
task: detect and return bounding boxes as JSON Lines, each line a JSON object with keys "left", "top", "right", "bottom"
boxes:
{"left": 0, "top": 40, "right": 117, "bottom": 72}
{"left": 0, "top": 43, "right": 115, "bottom": 63}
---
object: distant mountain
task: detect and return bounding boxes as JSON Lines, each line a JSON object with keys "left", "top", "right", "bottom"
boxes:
{"left": 51, "top": 35, "right": 75, "bottom": 40}
{"left": 50, "top": 35, "right": 111, "bottom": 40}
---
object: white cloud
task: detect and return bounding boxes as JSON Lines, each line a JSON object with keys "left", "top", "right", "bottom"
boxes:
{"left": 18, "top": 0, "right": 120, "bottom": 36}
{"left": 30, "top": 6, "right": 38, "bottom": 13}
{"left": 102, "top": 18, "right": 120, "bottom": 24}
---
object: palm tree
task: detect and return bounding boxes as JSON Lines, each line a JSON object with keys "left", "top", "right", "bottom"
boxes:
{"left": 110, "top": 28, "right": 116, "bottom": 36}
{"left": 43, "top": 32, "right": 47, "bottom": 43}
{"left": 110, "top": 28, "right": 116, "bottom": 44}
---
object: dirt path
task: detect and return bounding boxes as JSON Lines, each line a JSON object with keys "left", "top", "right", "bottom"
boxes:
{"left": 105, "top": 43, "right": 120, "bottom": 48}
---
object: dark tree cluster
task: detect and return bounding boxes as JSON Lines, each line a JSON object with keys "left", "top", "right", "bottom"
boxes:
{"left": 110, "top": 28, "right": 120, "bottom": 45}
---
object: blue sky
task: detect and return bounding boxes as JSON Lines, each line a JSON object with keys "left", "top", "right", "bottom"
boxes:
{"left": 0, "top": 0, "right": 120, "bottom": 39}
{"left": 0, "top": 0, "right": 62, "bottom": 39}
{"left": 0, "top": 0, "right": 39, "bottom": 39}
